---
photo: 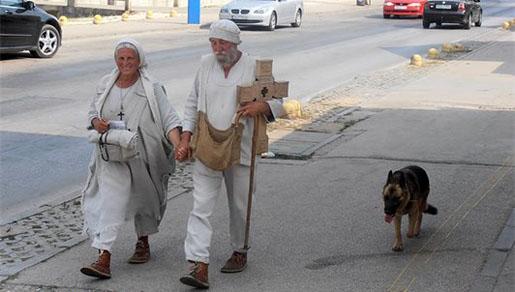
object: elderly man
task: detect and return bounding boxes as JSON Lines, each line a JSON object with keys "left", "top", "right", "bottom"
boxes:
{"left": 176, "top": 19, "right": 284, "bottom": 289}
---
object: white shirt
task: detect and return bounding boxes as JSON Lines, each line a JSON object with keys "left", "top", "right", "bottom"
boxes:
{"left": 183, "top": 53, "right": 285, "bottom": 166}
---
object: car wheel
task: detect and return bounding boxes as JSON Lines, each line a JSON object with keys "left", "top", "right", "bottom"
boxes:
{"left": 475, "top": 11, "right": 482, "bottom": 27}
{"left": 463, "top": 14, "right": 471, "bottom": 29}
{"left": 423, "top": 19, "right": 430, "bottom": 29}
{"left": 30, "top": 24, "right": 60, "bottom": 58}
{"left": 383, "top": 14, "right": 390, "bottom": 19}
{"left": 267, "top": 12, "right": 277, "bottom": 31}
{"left": 291, "top": 9, "right": 302, "bottom": 27}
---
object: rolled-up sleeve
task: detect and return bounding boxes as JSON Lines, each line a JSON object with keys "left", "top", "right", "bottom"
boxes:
{"left": 87, "top": 83, "right": 105, "bottom": 127}
{"left": 87, "top": 97, "right": 99, "bottom": 127}
{"left": 88, "top": 75, "right": 111, "bottom": 127}
{"left": 265, "top": 99, "right": 285, "bottom": 123}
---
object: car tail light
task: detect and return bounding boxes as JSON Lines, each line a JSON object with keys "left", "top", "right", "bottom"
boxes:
{"left": 458, "top": 2, "right": 465, "bottom": 12}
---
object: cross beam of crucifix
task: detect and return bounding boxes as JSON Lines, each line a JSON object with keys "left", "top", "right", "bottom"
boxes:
{"left": 237, "top": 59, "right": 289, "bottom": 104}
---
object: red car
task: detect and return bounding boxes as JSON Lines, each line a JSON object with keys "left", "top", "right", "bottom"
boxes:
{"left": 384, "top": 0, "right": 427, "bottom": 18}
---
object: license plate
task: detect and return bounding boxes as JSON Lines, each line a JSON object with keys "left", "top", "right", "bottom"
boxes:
{"left": 435, "top": 4, "right": 452, "bottom": 9}
{"left": 394, "top": 5, "right": 407, "bottom": 10}
{"left": 232, "top": 14, "right": 247, "bottom": 20}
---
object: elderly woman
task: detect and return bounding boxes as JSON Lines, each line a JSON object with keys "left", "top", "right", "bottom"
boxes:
{"left": 80, "top": 38, "right": 181, "bottom": 279}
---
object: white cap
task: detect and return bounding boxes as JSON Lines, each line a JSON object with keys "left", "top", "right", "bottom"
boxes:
{"left": 209, "top": 19, "right": 241, "bottom": 45}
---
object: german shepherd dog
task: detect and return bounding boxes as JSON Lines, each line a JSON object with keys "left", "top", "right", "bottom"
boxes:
{"left": 383, "top": 165, "right": 438, "bottom": 251}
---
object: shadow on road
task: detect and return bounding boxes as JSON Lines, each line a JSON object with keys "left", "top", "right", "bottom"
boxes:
{"left": 0, "top": 52, "right": 33, "bottom": 61}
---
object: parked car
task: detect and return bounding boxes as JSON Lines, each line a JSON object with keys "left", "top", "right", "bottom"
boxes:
{"left": 0, "top": 0, "right": 62, "bottom": 58}
{"left": 423, "top": 0, "right": 482, "bottom": 29}
{"left": 219, "top": 0, "right": 304, "bottom": 31}
{"left": 383, "top": 0, "right": 427, "bottom": 18}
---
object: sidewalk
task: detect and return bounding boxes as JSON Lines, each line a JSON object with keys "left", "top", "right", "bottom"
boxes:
{"left": 58, "top": 0, "right": 381, "bottom": 40}
{"left": 1, "top": 7, "right": 514, "bottom": 292}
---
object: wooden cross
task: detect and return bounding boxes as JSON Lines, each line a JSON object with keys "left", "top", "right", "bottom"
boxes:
{"left": 237, "top": 59, "right": 289, "bottom": 104}
{"left": 236, "top": 59, "right": 289, "bottom": 155}
{"left": 236, "top": 59, "right": 289, "bottom": 251}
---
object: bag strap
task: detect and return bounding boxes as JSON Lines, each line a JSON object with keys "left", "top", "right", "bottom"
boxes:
{"left": 234, "top": 112, "right": 244, "bottom": 125}
{"left": 99, "top": 132, "right": 110, "bottom": 162}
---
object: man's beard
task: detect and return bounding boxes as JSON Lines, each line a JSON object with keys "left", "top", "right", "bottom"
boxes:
{"left": 215, "top": 46, "right": 239, "bottom": 66}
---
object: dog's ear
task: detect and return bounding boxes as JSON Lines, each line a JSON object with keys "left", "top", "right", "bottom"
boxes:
{"left": 386, "top": 170, "right": 393, "bottom": 184}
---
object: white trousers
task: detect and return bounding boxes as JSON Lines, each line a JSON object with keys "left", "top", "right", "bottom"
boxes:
{"left": 184, "top": 160, "right": 256, "bottom": 264}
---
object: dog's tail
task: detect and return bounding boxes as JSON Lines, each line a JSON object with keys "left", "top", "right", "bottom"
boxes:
{"left": 424, "top": 204, "right": 438, "bottom": 215}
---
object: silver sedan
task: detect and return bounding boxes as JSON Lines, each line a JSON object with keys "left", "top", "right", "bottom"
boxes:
{"left": 219, "top": 0, "right": 304, "bottom": 31}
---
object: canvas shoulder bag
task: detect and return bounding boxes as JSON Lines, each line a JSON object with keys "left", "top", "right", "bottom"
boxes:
{"left": 190, "top": 111, "right": 244, "bottom": 171}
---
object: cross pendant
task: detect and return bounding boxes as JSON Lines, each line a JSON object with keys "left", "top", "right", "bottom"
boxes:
{"left": 117, "top": 111, "right": 125, "bottom": 121}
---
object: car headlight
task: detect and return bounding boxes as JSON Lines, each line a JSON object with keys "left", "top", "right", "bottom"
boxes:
{"left": 407, "top": 3, "right": 421, "bottom": 7}
{"left": 254, "top": 8, "right": 269, "bottom": 14}
{"left": 220, "top": 8, "right": 229, "bottom": 13}
{"left": 384, "top": 1, "right": 394, "bottom": 6}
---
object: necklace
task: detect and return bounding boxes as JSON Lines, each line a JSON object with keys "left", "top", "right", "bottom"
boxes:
{"left": 115, "top": 76, "right": 139, "bottom": 121}
{"left": 117, "top": 84, "right": 132, "bottom": 121}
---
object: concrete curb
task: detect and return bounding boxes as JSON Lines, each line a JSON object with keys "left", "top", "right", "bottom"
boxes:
{"left": 470, "top": 208, "right": 515, "bottom": 292}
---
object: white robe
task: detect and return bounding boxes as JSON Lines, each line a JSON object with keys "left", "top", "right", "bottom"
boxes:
{"left": 82, "top": 74, "right": 181, "bottom": 251}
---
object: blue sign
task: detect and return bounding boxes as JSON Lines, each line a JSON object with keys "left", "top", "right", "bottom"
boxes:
{"left": 188, "top": 0, "right": 200, "bottom": 24}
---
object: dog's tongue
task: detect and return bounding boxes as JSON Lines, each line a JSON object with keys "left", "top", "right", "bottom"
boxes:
{"left": 384, "top": 214, "right": 394, "bottom": 224}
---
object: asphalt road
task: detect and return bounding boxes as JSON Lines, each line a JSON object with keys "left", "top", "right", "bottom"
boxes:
{"left": 0, "top": 0, "right": 513, "bottom": 223}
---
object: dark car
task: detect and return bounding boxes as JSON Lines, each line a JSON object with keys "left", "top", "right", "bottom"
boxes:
{"left": 0, "top": 0, "right": 61, "bottom": 58}
{"left": 423, "top": 0, "right": 482, "bottom": 29}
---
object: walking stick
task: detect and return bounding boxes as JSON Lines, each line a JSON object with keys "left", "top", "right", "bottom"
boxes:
{"left": 238, "top": 59, "right": 289, "bottom": 250}
{"left": 243, "top": 115, "right": 258, "bottom": 250}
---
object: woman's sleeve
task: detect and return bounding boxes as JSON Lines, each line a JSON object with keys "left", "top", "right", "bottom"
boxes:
{"left": 155, "top": 83, "right": 182, "bottom": 136}
{"left": 87, "top": 80, "right": 105, "bottom": 127}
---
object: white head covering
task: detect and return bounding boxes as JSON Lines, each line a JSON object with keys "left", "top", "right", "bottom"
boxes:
{"left": 113, "top": 38, "right": 154, "bottom": 82}
{"left": 209, "top": 19, "right": 241, "bottom": 45}
{"left": 95, "top": 37, "right": 164, "bottom": 134}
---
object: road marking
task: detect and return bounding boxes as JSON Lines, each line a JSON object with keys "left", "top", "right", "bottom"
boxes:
{"left": 387, "top": 156, "right": 514, "bottom": 291}
{"left": 424, "top": 162, "right": 512, "bottom": 263}
{"left": 405, "top": 277, "right": 416, "bottom": 291}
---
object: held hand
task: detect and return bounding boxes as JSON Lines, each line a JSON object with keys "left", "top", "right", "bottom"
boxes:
{"left": 175, "top": 133, "right": 192, "bottom": 162}
{"left": 175, "top": 144, "right": 191, "bottom": 161}
{"left": 92, "top": 117, "right": 109, "bottom": 134}
{"left": 238, "top": 101, "right": 271, "bottom": 118}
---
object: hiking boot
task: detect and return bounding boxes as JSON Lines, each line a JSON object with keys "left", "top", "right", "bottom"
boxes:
{"left": 179, "top": 261, "right": 209, "bottom": 289}
{"left": 80, "top": 250, "right": 111, "bottom": 279}
{"left": 128, "top": 237, "right": 150, "bottom": 264}
{"left": 220, "top": 251, "right": 247, "bottom": 273}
